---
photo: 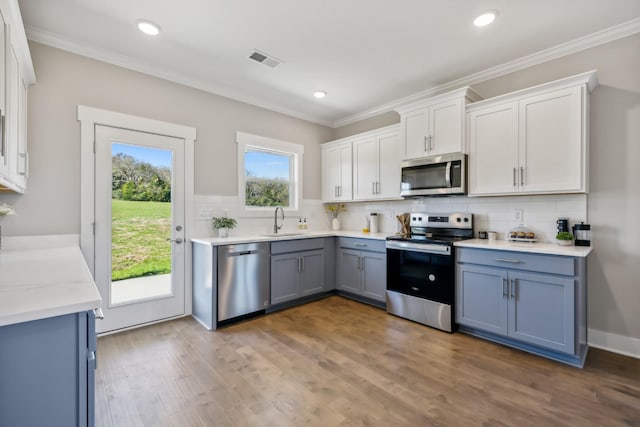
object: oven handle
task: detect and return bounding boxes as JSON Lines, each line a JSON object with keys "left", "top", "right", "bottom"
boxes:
{"left": 386, "top": 241, "right": 451, "bottom": 255}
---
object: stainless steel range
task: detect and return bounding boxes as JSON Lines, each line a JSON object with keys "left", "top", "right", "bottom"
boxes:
{"left": 385, "top": 213, "right": 473, "bottom": 332}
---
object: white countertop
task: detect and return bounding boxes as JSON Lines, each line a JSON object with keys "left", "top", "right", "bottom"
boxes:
{"left": 0, "top": 245, "right": 102, "bottom": 327}
{"left": 454, "top": 239, "right": 592, "bottom": 257}
{"left": 192, "top": 230, "right": 392, "bottom": 246}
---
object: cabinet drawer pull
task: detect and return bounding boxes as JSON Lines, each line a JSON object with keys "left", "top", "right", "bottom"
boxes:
{"left": 354, "top": 243, "right": 367, "bottom": 247}
{"left": 496, "top": 258, "right": 520, "bottom": 263}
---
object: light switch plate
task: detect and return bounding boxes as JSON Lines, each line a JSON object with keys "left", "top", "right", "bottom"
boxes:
{"left": 512, "top": 209, "right": 524, "bottom": 222}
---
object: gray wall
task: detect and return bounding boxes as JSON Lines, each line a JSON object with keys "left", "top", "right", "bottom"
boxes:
{"left": 333, "top": 33, "right": 640, "bottom": 342}
{"left": 0, "top": 42, "right": 333, "bottom": 235}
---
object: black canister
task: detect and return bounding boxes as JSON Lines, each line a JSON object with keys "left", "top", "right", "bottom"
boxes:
{"left": 572, "top": 222, "right": 591, "bottom": 246}
{"left": 557, "top": 217, "right": 569, "bottom": 234}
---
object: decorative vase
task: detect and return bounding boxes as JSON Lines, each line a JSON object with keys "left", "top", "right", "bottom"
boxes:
{"left": 332, "top": 217, "right": 340, "bottom": 231}
{"left": 217, "top": 228, "right": 229, "bottom": 238}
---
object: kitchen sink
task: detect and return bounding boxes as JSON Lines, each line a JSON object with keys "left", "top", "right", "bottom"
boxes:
{"left": 260, "top": 232, "right": 306, "bottom": 238}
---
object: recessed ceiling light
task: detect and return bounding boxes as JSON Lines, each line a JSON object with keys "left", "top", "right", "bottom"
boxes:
{"left": 313, "top": 91, "right": 327, "bottom": 99}
{"left": 474, "top": 11, "right": 497, "bottom": 27}
{"left": 137, "top": 20, "right": 161, "bottom": 36}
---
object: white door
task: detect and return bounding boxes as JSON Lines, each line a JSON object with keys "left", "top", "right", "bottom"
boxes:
{"left": 377, "top": 131, "right": 401, "bottom": 199}
{"left": 94, "top": 125, "right": 186, "bottom": 333}
{"left": 353, "top": 136, "right": 377, "bottom": 200}
{"left": 518, "top": 86, "right": 583, "bottom": 193}
{"left": 468, "top": 101, "right": 519, "bottom": 195}
{"left": 401, "top": 107, "right": 428, "bottom": 159}
{"left": 429, "top": 97, "right": 463, "bottom": 156}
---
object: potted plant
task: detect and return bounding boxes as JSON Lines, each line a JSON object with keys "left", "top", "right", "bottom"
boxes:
{"left": 555, "top": 231, "right": 574, "bottom": 246}
{"left": 212, "top": 216, "right": 237, "bottom": 238}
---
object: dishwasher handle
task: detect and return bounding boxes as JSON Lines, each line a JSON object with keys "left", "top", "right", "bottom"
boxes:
{"left": 226, "top": 250, "right": 258, "bottom": 257}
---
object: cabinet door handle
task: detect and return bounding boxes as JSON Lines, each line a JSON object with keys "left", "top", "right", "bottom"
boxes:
{"left": 510, "top": 279, "right": 516, "bottom": 299}
{"left": 338, "top": 186, "right": 342, "bottom": 197}
{"left": 513, "top": 167, "right": 517, "bottom": 187}
{"left": 429, "top": 135, "right": 433, "bottom": 151}
{"left": 301, "top": 257, "right": 305, "bottom": 272}
{"left": 520, "top": 166, "right": 525, "bottom": 186}
{"left": 372, "top": 181, "right": 376, "bottom": 195}
{"left": 359, "top": 256, "right": 363, "bottom": 270}
{"left": 502, "top": 277, "right": 507, "bottom": 297}
{"left": 496, "top": 258, "right": 520, "bottom": 263}
{"left": 18, "top": 153, "right": 27, "bottom": 175}
{"left": 376, "top": 182, "right": 380, "bottom": 194}
{"left": 424, "top": 135, "right": 428, "bottom": 152}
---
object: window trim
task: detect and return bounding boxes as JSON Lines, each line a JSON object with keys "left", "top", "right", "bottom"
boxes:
{"left": 236, "top": 132, "right": 304, "bottom": 217}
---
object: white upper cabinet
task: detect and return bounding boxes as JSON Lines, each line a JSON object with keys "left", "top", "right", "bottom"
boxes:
{"left": 0, "top": 0, "right": 35, "bottom": 193}
{"left": 353, "top": 128, "right": 401, "bottom": 201}
{"left": 322, "top": 142, "right": 352, "bottom": 203}
{"left": 396, "top": 87, "right": 481, "bottom": 160}
{"left": 467, "top": 71, "right": 597, "bottom": 197}
{"left": 322, "top": 124, "right": 400, "bottom": 203}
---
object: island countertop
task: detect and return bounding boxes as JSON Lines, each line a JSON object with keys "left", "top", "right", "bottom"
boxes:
{"left": 0, "top": 245, "right": 102, "bottom": 327}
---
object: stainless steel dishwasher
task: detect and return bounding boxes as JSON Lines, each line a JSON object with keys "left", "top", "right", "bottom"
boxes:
{"left": 217, "top": 242, "right": 270, "bottom": 322}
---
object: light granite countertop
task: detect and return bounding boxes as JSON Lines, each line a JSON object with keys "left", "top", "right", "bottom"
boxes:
{"left": 454, "top": 239, "right": 592, "bottom": 257}
{"left": 0, "top": 245, "right": 102, "bottom": 327}
{"left": 191, "top": 230, "right": 394, "bottom": 246}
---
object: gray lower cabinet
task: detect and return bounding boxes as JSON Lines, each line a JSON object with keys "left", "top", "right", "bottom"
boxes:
{"left": 337, "top": 237, "right": 386, "bottom": 302}
{"left": 456, "top": 247, "right": 587, "bottom": 367}
{"left": 0, "top": 311, "right": 97, "bottom": 426}
{"left": 271, "top": 238, "right": 328, "bottom": 304}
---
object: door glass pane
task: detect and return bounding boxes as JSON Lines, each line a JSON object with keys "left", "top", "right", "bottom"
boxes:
{"left": 110, "top": 143, "right": 173, "bottom": 306}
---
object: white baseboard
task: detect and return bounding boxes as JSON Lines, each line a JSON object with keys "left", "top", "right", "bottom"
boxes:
{"left": 589, "top": 328, "right": 640, "bottom": 359}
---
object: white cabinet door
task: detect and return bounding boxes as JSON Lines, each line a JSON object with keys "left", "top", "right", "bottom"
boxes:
{"left": 429, "top": 97, "right": 463, "bottom": 156}
{"left": 468, "top": 102, "right": 519, "bottom": 195}
{"left": 353, "top": 137, "right": 377, "bottom": 200}
{"left": 6, "top": 43, "right": 19, "bottom": 190}
{"left": 377, "top": 131, "right": 400, "bottom": 198}
{"left": 401, "top": 107, "right": 428, "bottom": 160}
{"left": 0, "top": 12, "right": 6, "bottom": 179}
{"left": 322, "top": 143, "right": 352, "bottom": 202}
{"left": 519, "top": 86, "right": 584, "bottom": 193}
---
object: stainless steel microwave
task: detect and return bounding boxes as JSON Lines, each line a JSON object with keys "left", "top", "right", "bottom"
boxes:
{"left": 400, "top": 153, "right": 467, "bottom": 197}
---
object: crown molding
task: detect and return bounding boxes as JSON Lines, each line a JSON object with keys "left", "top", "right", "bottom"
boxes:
{"left": 332, "top": 17, "right": 640, "bottom": 128}
{"left": 25, "top": 16, "right": 640, "bottom": 130}
{"left": 25, "top": 26, "right": 335, "bottom": 128}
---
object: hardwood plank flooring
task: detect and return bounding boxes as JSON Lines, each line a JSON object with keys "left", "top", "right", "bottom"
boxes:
{"left": 95, "top": 296, "right": 640, "bottom": 427}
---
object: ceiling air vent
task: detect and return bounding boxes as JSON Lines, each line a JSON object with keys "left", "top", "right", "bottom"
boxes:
{"left": 249, "top": 49, "right": 282, "bottom": 68}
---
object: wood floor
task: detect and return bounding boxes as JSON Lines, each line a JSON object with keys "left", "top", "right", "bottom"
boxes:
{"left": 96, "top": 296, "right": 640, "bottom": 427}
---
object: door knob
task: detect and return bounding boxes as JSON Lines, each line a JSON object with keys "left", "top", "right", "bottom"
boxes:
{"left": 171, "top": 237, "right": 183, "bottom": 244}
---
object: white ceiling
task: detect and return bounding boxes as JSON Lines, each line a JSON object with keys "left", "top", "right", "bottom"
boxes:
{"left": 19, "top": 0, "right": 640, "bottom": 127}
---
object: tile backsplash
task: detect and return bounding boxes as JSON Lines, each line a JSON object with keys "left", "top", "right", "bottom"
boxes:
{"left": 194, "top": 194, "right": 587, "bottom": 243}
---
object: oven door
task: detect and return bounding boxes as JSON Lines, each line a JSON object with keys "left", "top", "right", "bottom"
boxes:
{"left": 386, "top": 242, "right": 454, "bottom": 305}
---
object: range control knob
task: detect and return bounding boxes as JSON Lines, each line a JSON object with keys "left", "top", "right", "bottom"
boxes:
{"left": 456, "top": 217, "right": 461, "bottom": 222}
{"left": 464, "top": 217, "right": 469, "bottom": 222}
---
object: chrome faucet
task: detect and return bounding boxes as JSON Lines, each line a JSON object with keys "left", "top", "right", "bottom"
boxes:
{"left": 273, "top": 206, "right": 285, "bottom": 234}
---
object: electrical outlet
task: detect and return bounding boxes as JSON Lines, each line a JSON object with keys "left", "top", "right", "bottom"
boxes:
{"left": 512, "top": 209, "right": 524, "bottom": 222}
{"left": 198, "top": 209, "right": 213, "bottom": 220}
